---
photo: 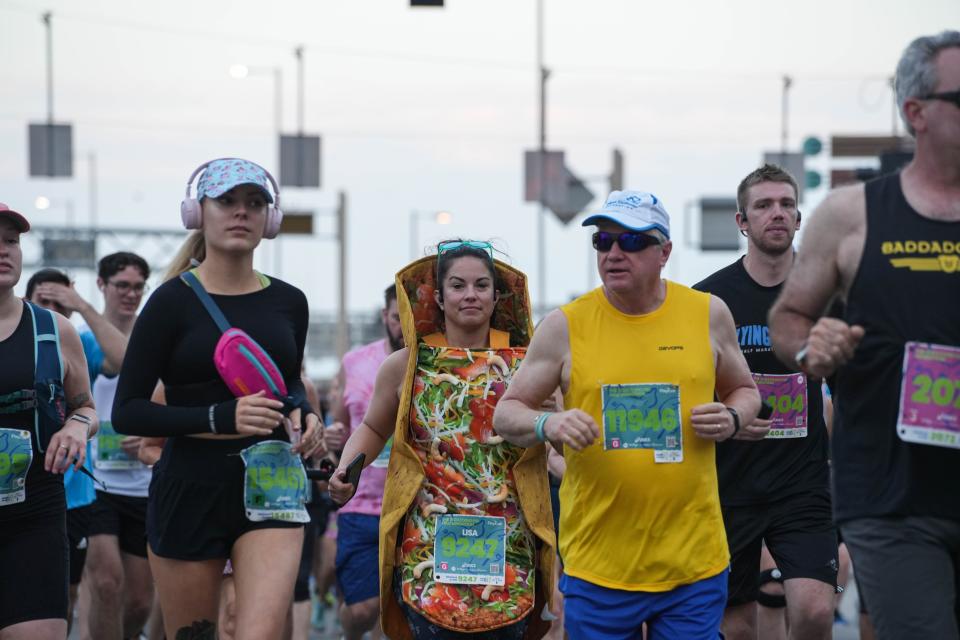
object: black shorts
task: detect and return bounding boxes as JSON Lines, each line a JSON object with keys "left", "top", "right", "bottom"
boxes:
{"left": 723, "top": 491, "right": 839, "bottom": 607}
{"left": 67, "top": 504, "right": 94, "bottom": 585}
{"left": 148, "top": 436, "right": 302, "bottom": 561}
{"left": 88, "top": 490, "right": 149, "bottom": 558}
{"left": 0, "top": 511, "right": 68, "bottom": 629}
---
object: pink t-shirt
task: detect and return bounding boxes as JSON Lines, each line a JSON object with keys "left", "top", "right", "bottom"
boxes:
{"left": 338, "top": 338, "right": 390, "bottom": 516}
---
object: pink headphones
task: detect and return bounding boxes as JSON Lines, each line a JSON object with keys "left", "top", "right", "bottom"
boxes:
{"left": 180, "top": 158, "right": 284, "bottom": 239}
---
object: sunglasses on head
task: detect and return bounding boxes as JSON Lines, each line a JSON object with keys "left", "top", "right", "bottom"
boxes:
{"left": 921, "top": 90, "right": 960, "bottom": 108}
{"left": 592, "top": 231, "right": 662, "bottom": 253}
{"left": 437, "top": 240, "right": 494, "bottom": 260}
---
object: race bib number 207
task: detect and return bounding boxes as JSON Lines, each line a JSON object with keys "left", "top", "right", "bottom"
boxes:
{"left": 897, "top": 342, "right": 960, "bottom": 449}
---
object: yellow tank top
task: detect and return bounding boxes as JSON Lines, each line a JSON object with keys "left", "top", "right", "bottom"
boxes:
{"left": 559, "top": 282, "right": 728, "bottom": 591}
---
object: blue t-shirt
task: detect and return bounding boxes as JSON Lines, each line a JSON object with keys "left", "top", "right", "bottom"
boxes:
{"left": 63, "top": 330, "right": 103, "bottom": 509}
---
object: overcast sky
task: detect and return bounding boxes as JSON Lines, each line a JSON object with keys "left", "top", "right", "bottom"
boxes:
{"left": 2, "top": 0, "right": 957, "bottom": 313}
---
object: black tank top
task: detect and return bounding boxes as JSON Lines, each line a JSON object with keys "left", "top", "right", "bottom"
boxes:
{"left": 695, "top": 259, "right": 829, "bottom": 505}
{"left": 0, "top": 302, "right": 65, "bottom": 522}
{"left": 833, "top": 173, "right": 960, "bottom": 523}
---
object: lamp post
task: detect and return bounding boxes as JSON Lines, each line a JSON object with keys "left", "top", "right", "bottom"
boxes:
{"left": 410, "top": 210, "right": 453, "bottom": 260}
{"left": 34, "top": 194, "right": 75, "bottom": 226}
{"left": 230, "top": 63, "right": 284, "bottom": 274}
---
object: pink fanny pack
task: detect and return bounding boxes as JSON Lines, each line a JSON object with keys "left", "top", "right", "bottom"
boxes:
{"left": 181, "top": 270, "right": 293, "bottom": 409}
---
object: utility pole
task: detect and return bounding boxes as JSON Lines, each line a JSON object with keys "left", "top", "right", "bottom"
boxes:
{"left": 336, "top": 191, "right": 349, "bottom": 359}
{"left": 781, "top": 75, "right": 792, "bottom": 153}
{"left": 890, "top": 76, "right": 899, "bottom": 136}
{"left": 42, "top": 12, "right": 53, "bottom": 124}
{"left": 88, "top": 151, "right": 97, "bottom": 229}
{"left": 295, "top": 46, "right": 305, "bottom": 135}
{"left": 536, "top": 0, "right": 549, "bottom": 313}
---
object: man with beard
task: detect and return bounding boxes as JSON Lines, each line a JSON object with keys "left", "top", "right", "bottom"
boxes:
{"left": 330, "top": 283, "right": 403, "bottom": 640}
{"left": 695, "top": 165, "right": 836, "bottom": 640}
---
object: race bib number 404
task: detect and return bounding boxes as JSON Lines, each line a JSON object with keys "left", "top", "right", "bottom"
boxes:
{"left": 897, "top": 342, "right": 960, "bottom": 449}
{"left": 433, "top": 514, "right": 507, "bottom": 586}
{"left": 602, "top": 383, "right": 682, "bottom": 463}
{"left": 753, "top": 373, "right": 808, "bottom": 439}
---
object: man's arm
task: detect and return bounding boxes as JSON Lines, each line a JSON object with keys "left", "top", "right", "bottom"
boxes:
{"left": 690, "top": 296, "right": 760, "bottom": 441}
{"left": 769, "top": 186, "right": 865, "bottom": 377}
{"left": 495, "top": 310, "right": 598, "bottom": 450}
{"left": 36, "top": 282, "right": 128, "bottom": 374}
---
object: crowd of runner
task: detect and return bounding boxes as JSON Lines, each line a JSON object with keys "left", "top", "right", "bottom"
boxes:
{"left": 0, "top": 29, "right": 957, "bottom": 640}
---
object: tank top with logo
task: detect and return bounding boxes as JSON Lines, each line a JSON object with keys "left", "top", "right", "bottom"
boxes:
{"left": 560, "top": 283, "right": 728, "bottom": 591}
{"left": 833, "top": 173, "right": 960, "bottom": 523}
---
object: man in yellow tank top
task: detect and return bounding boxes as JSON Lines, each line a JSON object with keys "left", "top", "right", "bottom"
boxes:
{"left": 495, "top": 191, "right": 760, "bottom": 640}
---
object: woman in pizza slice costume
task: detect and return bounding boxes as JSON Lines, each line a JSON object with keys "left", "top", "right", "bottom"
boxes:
{"left": 330, "top": 241, "right": 554, "bottom": 639}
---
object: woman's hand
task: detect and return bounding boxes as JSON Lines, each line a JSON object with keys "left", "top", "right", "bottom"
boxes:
{"left": 328, "top": 465, "right": 357, "bottom": 506}
{"left": 323, "top": 422, "right": 348, "bottom": 452}
{"left": 234, "top": 391, "right": 284, "bottom": 436}
{"left": 290, "top": 410, "right": 326, "bottom": 458}
{"left": 45, "top": 419, "right": 88, "bottom": 473}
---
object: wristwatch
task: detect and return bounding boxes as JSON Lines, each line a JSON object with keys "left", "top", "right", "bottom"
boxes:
{"left": 725, "top": 407, "right": 740, "bottom": 437}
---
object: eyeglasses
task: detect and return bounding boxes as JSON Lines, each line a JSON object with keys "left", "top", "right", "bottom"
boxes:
{"left": 437, "top": 240, "right": 494, "bottom": 260}
{"left": 592, "top": 231, "right": 662, "bottom": 253}
{"left": 107, "top": 280, "right": 149, "bottom": 294}
{"left": 921, "top": 90, "right": 960, "bottom": 108}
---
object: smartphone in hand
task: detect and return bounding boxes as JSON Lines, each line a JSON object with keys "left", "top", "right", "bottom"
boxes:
{"left": 345, "top": 453, "right": 365, "bottom": 489}
{"left": 758, "top": 402, "right": 774, "bottom": 421}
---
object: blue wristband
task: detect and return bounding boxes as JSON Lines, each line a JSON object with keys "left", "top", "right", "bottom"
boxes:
{"left": 534, "top": 412, "right": 550, "bottom": 442}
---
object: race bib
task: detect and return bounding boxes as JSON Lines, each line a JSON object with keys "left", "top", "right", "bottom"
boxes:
{"left": 372, "top": 436, "right": 392, "bottom": 468}
{"left": 241, "top": 440, "right": 310, "bottom": 523}
{"left": 95, "top": 420, "right": 142, "bottom": 470}
{"left": 753, "top": 373, "right": 808, "bottom": 439}
{"left": 0, "top": 428, "right": 32, "bottom": 506}
{"left": 433, "top": 514, "right": 507, "bottom": 586}
{"left": 897, "top": 342, "right": 960, "bottom": 449}
{"left": 602, "top": 383, "right": 683, "bottom": 463}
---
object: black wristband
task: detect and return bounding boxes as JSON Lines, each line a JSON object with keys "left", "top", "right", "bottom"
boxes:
{"left": 213, "top": 400, "right": 239, "bottom": 435}
{"left": 726, "top": 407, "right": 740, "bottom": 437}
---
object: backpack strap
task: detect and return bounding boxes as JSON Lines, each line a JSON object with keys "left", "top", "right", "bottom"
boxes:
{"left": 25, "top": 302, "right": 64, "bottom": 453}
{"left": 181, "top": 270, "right": 232, "bottom": 334}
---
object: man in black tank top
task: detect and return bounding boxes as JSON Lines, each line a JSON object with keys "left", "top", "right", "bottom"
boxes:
{"left": 770, "top": 31, "right": 960, "bottom": 640}
{"left": 695, "top": 165, "right": 836, "bottom": 640}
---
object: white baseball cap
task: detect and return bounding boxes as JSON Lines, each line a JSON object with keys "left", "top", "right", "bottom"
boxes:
{"left": 582, "top": 190, "right": 670, "bottom": 239}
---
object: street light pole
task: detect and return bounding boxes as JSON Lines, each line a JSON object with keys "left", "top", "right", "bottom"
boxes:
{"left": 295, "top": 46, "right": 305, "bottom": 135}
{"left": 781, "top": 75, "right": 792, "bottom": 153}
{"left": 336, "top": 191, "right": 349, "bottom": 359}
{"left": 536, "top": 0, "right": 549, "bottom": 314}
{"left": 410, "top": 210, "right": 453, "bottom": 260}
{"left": 42, "top": 12, "right": 53, "bottom": 124}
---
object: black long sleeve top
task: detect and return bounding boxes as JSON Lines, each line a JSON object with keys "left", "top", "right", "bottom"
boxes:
{"left": 112, "top": 274, "right": 312, "bottom": 437}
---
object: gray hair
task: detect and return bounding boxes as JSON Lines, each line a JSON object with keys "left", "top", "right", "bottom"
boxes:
{"left": 895, "top": 30, "right": 960, "bottom": 136}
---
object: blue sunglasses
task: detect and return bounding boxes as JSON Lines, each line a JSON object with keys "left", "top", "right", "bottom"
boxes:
{"left": 592, "top": 231, "right": 662, "bottom": 253}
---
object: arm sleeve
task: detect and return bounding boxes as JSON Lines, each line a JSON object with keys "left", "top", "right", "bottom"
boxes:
{"left": 112, "top": 284, "right": 239, "bottom": 436}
